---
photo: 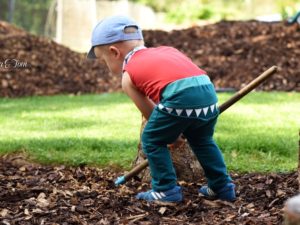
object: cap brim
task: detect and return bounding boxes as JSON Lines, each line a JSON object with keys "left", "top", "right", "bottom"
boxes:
{"left": 87, "top": 47, "right": 96, "bottom": 59}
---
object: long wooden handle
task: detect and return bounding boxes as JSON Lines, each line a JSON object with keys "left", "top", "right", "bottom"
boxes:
{"left": 219, "top": 66, "right": 278, "bottom": 113}
{"left": 117, "top": 66, "right": 278, "bottom": 184}
{"left": 124, "top": 160, "right": 149, "bottom": 180}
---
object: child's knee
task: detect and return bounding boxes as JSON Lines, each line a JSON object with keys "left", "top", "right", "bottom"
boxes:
{"left": 141, "top": 132, "right": 160, "bottom": 154}
{"left": 141, "top": 132, "right": 152, "bottom": 154}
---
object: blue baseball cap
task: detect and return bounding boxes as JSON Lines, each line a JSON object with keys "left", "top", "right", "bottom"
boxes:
{"left": 87, "top": 15, "right": 144, "bottom": 59}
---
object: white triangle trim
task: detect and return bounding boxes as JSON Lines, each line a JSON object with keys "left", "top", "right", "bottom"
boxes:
{"left": 203, "top": 107, "right": 209, "bottom": 116}
{"left": 176, "top": 109, "right": 183, "bottom": 116}
{"left": 210, "top": 104, "right": 215, "bottom": 113}
{"left": 186, "top": 109, "right": 193, "bottom": 117}
{"left": 166, "top": 107, "right": 173, "bottom": 113}
{"left": 158, "top": 104, "right": 164, "bottom": 110}
{"left": 195, "top": 109, "right": 202, "bottom": 117}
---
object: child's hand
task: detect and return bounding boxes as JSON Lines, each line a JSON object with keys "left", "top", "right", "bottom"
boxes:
{"left": 168, "top": 134, "right": 185, "bottom": 150}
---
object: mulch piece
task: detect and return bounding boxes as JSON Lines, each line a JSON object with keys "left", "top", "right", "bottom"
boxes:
{"left": 0, "top": 154, "right": 298, "bottom": 224}
{"left": 0, "top": 20, "right": 299, "bottom": 98}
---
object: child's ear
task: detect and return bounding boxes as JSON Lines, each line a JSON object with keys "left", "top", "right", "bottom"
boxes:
{"left": 108, "top": 46, "right": 121, "bottom": 59}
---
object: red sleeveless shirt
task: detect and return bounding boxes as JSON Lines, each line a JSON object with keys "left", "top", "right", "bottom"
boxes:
{"left": 123, "top": 46, "right": 206, "bottom": 104}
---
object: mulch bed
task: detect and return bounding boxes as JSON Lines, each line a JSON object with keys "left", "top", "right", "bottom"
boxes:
{"left": 0, "top": 20, "right": 299, "bottom": 98}
{"left": 0, "top": 154, "right": 298, "bottom": 224}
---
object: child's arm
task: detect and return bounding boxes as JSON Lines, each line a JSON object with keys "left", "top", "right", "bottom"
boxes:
{"left": 122, "top": 72, "right": 155, "bottom": 120}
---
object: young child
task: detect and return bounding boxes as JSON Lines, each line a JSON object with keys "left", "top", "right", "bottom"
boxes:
{"left": 87, "top": 15, "right": 236, "bottom": 203}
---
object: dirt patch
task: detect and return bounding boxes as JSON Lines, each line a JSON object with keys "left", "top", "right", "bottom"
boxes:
{"left": 0, "top": 20, "right": 299, "bottom": 98}
{"left": 0, "top": 155, "right": 297, "bottom": 224}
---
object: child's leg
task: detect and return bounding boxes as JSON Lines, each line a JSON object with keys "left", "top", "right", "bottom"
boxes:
{"left": 141, "top": 108, "right": 189, "bottom": 192}
{"left": 183, "top": 117, "right": 232, "bottom": 191}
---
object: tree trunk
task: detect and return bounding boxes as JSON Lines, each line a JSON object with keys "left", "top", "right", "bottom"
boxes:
{"left": 132, "top": 117, "right": 204, "bottom": 183}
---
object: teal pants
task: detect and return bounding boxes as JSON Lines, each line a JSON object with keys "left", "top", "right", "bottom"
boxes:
{"left": 141, "top": 76, "right": 232, "bottom": 192}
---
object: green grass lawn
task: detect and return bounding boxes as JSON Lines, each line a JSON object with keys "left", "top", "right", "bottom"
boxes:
{"left": 0, "top": 92, "right": 299, "bottom": 172}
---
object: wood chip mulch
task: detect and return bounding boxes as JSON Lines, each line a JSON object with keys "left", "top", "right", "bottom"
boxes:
{"left": 0, "top": 20, "right": 299, "bottom": 98}
{"left": 0, "top": 154, "right": 298, "bottom": 225}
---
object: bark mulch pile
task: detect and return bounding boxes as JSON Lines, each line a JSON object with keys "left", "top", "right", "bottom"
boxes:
{"left": 0, "top": 21, "right": 115, "bottom": 98}
{"left": 0, "top": 20, "right": 300, "bottom": 98}
{"left": 143, "top": 21, "right": 300, "bottom": 92}
{"left": 0, "top": 154, "right": 298, "bottom": 225}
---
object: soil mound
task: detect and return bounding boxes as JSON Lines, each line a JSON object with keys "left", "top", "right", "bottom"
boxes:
{"left": 0, "top": 21, "right": 117, "bottom": 97}
{"left": 0, "top": 20, "right": 299, "bottom": 97}
{"left": 144, "top": 21, "right": 300, "bottom": 92}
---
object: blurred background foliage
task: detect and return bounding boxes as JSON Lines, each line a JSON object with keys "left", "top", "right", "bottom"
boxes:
{"left": 0, "top": 0, "right": 299, "bottom": 35}
{"left": 132, "top": 0, "right": 300, "bottom": 23}
{"left": 0, "top": 0, "right": 53, "bottom": 34}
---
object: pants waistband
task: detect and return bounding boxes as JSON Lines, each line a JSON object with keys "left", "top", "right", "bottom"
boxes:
{"left": 162, "top": 75, "right": 211, "bottom": 99}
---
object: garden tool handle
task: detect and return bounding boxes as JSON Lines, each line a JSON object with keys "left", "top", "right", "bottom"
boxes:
{"left": 219, "top": 66, "right": 278, "bottom": 113}
{"left": 115, "top": 160, "right": 149, "bottom": 185}
{"left": 115, "top": 65, "right": 278, "bottom": 186}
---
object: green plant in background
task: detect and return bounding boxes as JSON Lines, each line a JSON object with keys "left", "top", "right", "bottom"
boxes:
{"left": 0, "top": 0, "right": 52, "bottom": 35}
{"left": 1, "top": 0, "right": 300, "bottom": 35}
{"left": 131, "top": 0, "right": 175, "bottom": 12}
{"left": 132, "top": 0, "right": 300, "bottom": 24}
{"left": 165, "top": 0, "right": 214, "bottom": 23}
{"left": 276, "top": 0, "right": 300, "bottom": 19}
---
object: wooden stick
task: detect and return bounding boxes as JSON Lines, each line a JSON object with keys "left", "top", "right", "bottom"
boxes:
{"left": 115, "top": 66, "right": 278, "bottom": 185}
{"left": 124, "top": 160, "right": 149, "bottom": 181}
{"left": 219, "top": 66, "right": 278, "bottom": 113}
